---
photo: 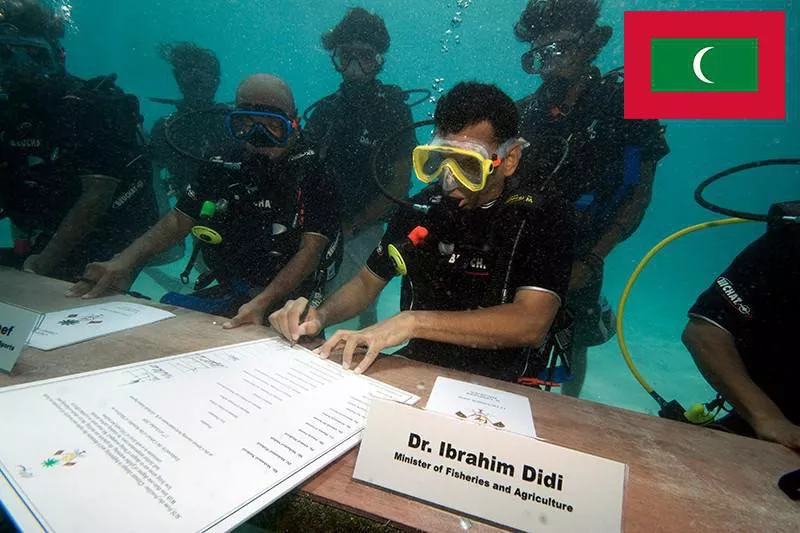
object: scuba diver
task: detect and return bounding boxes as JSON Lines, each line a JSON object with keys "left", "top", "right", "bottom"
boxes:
{"left": 147, "top": 42, "right": 230, "bottom": 265}
{"left": 682, "top": 203, "right": 800, "bottom": 451}
{"left": 149, "top": 41, "right": 230, "bottom": 202}
{"left": 0, "top": 0, "right": 158, "bottom": 281}
{"left": 304, "top": 7, "right": 417, "bottom": 329}
{"left": 513, "top": 0, "right": 670, "bottom": 396}
{"left": 68, "top": 74, "right": 343, "bottom": 328}
{"left": 270, "top": 82, "right": 574, "bottom": 381}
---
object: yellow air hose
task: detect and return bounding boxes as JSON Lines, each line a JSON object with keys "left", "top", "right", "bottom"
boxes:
{"left": 615, "top": 217, "right": 753, "bottom": 420}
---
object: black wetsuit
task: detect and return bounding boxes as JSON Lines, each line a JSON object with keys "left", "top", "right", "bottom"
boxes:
{"left": 688, "top": 223, "right": 800, "bottom": 434}
{"left": 516, "top": 71, "right": 669, "bottom": 359}
{"left": 366, "top": 186, "right": 573, "bottom": 382}
{"left": 304, "top": 79, "right": 417, "bottom": 226}
{"left": 0, "top": 74, "right": 157, "bottom": 280}
{"left": 171, "top": 143, "right": 342, "bottom": 316}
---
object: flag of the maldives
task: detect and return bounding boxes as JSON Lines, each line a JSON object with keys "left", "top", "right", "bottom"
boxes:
{"left": 624, "top": 11, "right": 786, "bottom": 119}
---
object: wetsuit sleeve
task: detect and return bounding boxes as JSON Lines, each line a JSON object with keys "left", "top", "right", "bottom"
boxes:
{"left": 503, "top": 197, "right": 574, "bottom": 305}
{"left": 365, "top": 208, "right": 415, "bottom": 281}
{"left": 299, "top": 160, "right": 340, "bottom": 242}
{"left": 688, "top": 231, "right": 773, "bottom": 335}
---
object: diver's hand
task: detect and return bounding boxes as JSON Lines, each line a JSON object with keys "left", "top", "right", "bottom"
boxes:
{"left": 268, "top": 298, "right": 323, "bottom": 342}
{"left": 316, "top": 312, "right": 416, "bottom": 374}
{"left": 752, "top": 416, "right": 800, "bottom": 451}
{"left": 223, "top": 298, "right": 269, "bottom": 329}
{"left": 66, "top": 260, "right": 134, "bottom": 299}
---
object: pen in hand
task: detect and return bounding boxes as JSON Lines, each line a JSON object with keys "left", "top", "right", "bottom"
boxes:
{"left": 290, "top": 300, "right": 312, "bottom": 347}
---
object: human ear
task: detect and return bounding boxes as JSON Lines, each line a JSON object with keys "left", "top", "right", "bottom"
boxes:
{"left": 502, "top": 145, "right": 523, "bottom": 177}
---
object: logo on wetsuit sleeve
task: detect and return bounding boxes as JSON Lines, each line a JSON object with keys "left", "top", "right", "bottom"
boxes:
{"left": 112, "top": 179, "right": 145, "bottom": 209}
{"left": 9, "top": 138, "right": 42, "bottom": 148}
{"left": 715, "top": 277, "right": 752, "bottom": 317}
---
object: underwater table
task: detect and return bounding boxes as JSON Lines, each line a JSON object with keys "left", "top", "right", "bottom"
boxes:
{"left": 1, "top": 268, "right": 798, "bottom": 532}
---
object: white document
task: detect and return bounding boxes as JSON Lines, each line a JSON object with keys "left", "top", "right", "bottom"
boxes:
{"left": 28, "top": 302, "right": 175, "bottom": 351}
{"left": 0, "top": 338, "right": 418, "bottom": 532}
{"left": 425, "top": 377, "right": 536, "bottom": 437}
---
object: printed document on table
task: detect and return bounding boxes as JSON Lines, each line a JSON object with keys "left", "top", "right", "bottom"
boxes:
{"left": 28, "top": 302, "right": 175, "bottom": 351}
{"left": 0, "top": 338, "right": 418, "bottom": 532}
{"left": 425, "top": 376, "right": 536, "bottom": 437}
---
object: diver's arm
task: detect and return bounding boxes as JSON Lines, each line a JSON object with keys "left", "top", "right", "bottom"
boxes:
{"left": 223, "top": 233, "right": 329, "bottom": 328}
{"left": 25, "top": 175, "right": 119, "bottom": 275}
{"left": 267, "top": 267, "right": 388, "bottom": 341}
{"left": 569, "top": 160, "right": 656, "bottom": 290}
{"left": 254, "top": 233, "right": 328, "bottom": 309}
{"left": 682, "top": 318, "right": 795, "bottom": 435}
{"left": 319, "top": 286, "right": 559, "bottom": 373}
{"left": 151, "top": 165, "right": 173, "bottom": 217}
{"left": 66, "top": 208, "right": 193, "bottom": 298}
{"left": 316, "top": 267, "right": 388, "bottom": 326}
{"left": 348, "top": 157, "right": 412, "bottom": 232}
{"left": 317, "top": 288, "right": 559, "bottom": 373}
{"left": 590, "top": 160, "right": 656, "bottom": 259}
{"left": 408, "top": 290, "right": 559, "bottom": 349}
{"left": 115, "top": 208, "right": 193, "bottom": 268}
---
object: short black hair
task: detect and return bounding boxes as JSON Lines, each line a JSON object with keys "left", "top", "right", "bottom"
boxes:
{"left": 0, "top": 0, "right": 65, "bottom": 43}
{"left": 157, "top": 41, "right": 220, "bottom": 79}
{"left": 514, "top": 0, "right": 601, "bottom": 42}
{"left": 322, "top": 8, "right": 390, "bottom": 54}
{"left": 434, "top": 82, "right": 518, "bottom": 143}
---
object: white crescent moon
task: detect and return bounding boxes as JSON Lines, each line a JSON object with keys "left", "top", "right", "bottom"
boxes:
{"left": 693, "top": 46, "right": 715, "bottom": 84}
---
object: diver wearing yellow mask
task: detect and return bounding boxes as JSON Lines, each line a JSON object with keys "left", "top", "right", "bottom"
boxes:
{"left": 270, "top": 82, "right": 574, "bottom": 383}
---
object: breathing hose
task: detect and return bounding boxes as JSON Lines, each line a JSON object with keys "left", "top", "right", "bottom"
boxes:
{"left": 370, "top": 119, "right": 436, "bottom": 213}
{"left": 616, "top": 158, "right": 799, "bottom": 423}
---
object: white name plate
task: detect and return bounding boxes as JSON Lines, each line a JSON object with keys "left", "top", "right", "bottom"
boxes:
{"left": 0, "top": 301, "right": 43, "bottom": 372}
{"left": 354, "top": 399, "right": 627, "bottom": 532}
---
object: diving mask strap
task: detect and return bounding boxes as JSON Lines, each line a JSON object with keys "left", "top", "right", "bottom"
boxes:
{"left": 489, "top": 137, "right": 530, "bottom": 171}
{"left": 498, "top": 137, "right": 530, "bottom": 155}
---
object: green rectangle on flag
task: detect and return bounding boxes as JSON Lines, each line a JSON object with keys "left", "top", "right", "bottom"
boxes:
{"left": 651, "top": 38, "right": 758, "bottom": 92}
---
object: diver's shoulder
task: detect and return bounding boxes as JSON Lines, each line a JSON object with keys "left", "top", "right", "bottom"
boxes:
{"left": 286, "top": 142, "right": 327, "bottom": 177}
{"left": 377, "top": 82, "right": 408, "bottom": 105}
{"left": 288, "top": 140, "right": 320, "bottom": 162}
{"left": 516, "top": 92, "right": 537, "bottom": 107}
{"left": 515, "top": 92, "right": 539, "bottom": 115}
{"left": 63, "top": 73, "right": 130, "bottom": 98}
{"left": 502, "top": 185, "right": 572, "bottom": 219}
{"left": 592, "top": 69, "right": 626, "bottom": 104}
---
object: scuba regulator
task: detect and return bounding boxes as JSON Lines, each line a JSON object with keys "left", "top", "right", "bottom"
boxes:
{"left": 191, "top": 199, "right": 227, "bottom": 245}
{"left": 387, "top": 226, "right": 429, "bottom": 276}
{"left": 180, "top": 197, "right": 229, "bottom": 285}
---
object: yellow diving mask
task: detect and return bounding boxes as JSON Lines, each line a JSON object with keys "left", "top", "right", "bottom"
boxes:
{"left": 412, "top": 136, "right": 529, "bottom": 192}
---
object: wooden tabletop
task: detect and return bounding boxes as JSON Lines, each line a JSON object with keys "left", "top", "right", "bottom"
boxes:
{"left": 2, "top": 268, "right": 798, "bottom": 532}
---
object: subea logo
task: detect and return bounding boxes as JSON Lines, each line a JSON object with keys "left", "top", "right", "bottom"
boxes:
{"left": 716, "top": 277, "right": 752, "bottom": 317}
